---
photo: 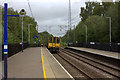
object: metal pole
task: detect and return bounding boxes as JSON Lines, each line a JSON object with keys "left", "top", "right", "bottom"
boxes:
{"left": 74, "top": 25, "right": 75, "bottom": 43}
{"left": 109, "top": 17, "right": 111, "bottom": 47}
{"left": 4, "top": 3, "right": 20, "bottom": 79}
{"left": 28, "top": 25, "right": 29, "bottom": 46}
{"left": 37, "top": 25, "right": 38, "bottom": 34}
{"left": 106, "top": 17, "right": 111, "bottom": 50}
{"left": 4, "top": 3, "right": 8, "bottom": 79}
{"left": 28, "top": 24, "right": 32, "bottom": 47}
{"left": 69, "top": 0, "right": 71, "bottom": 30}
{"left": 85, "top": 25, "right": 87, "bottom": 45}
{"left": 68, "top": 25, "right": 69, "bottom": 41}
{"left": 22, "top": 16, "right": 23, "bottom": 52}
{"left": 29, "top": 25, "right": 30, "bottom": 47}
{"left": 68, "top": 1, "right": 69, "bottom": 41}
{"left": 37, "top": 25, "right": 38, "bottom": 47}
{"left": 84, "top": 24, "right": 87, "bottom": 47}
{"left": 28, "top": 24, "right": 30, "bottom": 47}
{"left": 68, "top": 0, "right": 71, "bottom": 45}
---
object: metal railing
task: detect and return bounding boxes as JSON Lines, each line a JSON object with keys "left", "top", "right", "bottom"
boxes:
{"left": 2, "top": 43, "right": 28, "bottom": 60}
{"left": 72, "top": 42, "right": 120, "bottom": 53}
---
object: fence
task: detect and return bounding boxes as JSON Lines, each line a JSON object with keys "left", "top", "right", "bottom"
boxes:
{"left": 72, "top": 42, "right": 120, "bottom": 53}
{"left": 2, "top": 43, "right": 28, "bottom": 60}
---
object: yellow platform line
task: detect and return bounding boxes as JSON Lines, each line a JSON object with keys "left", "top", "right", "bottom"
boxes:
{"left": 41, "top": 47, "right": 47, "bottom": 80}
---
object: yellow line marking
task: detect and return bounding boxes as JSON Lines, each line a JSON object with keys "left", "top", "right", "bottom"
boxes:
{"left": 41, "top": 47, "right": 47, "bottom": 80}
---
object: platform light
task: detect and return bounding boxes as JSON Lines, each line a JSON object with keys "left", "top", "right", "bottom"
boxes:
{"left": 20, "top": 9, "right": 26, "bottom": 15}
{"left": 20, "top": 9, "right": 26, "bottom": 52}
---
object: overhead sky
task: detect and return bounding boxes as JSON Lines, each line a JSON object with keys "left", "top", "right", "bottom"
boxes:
{"left": 0, "top": 0, "right": 116, "bottom": 37}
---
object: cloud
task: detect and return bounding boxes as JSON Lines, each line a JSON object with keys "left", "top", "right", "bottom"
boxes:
{"left": 0, "top": 0, "right": 105, "bottom": 37}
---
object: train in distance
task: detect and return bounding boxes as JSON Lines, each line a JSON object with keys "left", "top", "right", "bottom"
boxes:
{"left": 47, "top": 37, "right": 60, "bottom": 52}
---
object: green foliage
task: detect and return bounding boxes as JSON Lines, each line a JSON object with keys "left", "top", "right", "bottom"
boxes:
{"left": 86, "top": 16, "right": 109, "bottom": 42}
{"left": 105, "top": 3, "right": 119, "bottom": 42}
{"left": 1, "top": 7, "right": 52, "bottom": 44}
{"left": 38, "top": 31, "right": 53, "bottom": 45}
{"left": 62, "top": 2, "right": 120, "bottom": 44}
{"left": 1, "top": 7, "right": 38, "bottom": 44}
{"left": 0, "top": 7, "right": 2, "bottom": 43}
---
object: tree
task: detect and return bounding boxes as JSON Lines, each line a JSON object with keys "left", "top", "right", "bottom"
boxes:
{"left": 62, "top": 1, "right": 120, "bottom": 44}
{"left": 1, "top": 7, "right": 38, "bottom": 44}
{"left": 86, "top": 16, "right": 109, "bottom": 42}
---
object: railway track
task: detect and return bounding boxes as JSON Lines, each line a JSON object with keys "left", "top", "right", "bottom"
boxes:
{"left": 55, "top": 48, "right": 120, "bottom": 80}
{"left": 53, "top": 53, "right": 89, "bottom": 80}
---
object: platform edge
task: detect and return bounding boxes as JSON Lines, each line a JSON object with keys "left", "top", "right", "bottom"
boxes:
{"left": 46, "top": 47, "right": 75, "bottom": 80}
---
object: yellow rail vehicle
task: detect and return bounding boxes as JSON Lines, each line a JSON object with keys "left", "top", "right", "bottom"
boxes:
{"left": 48, "top": 37, "right": 60, "bottom": 52}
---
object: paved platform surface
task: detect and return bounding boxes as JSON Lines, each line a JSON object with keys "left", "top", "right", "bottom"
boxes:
{"left": 0, "top": 61, "right": 2, "bottom": 80}
{"left": 42, "top": 47, "right": 73, "bottom": 79}
{"left": 1, "top": 47, "right": 73, "bottom": 79}
{"left": 69, "top": 47, "right": 120, "bottom": 60}
{"left": 3, "top": 47, "right": 43, "bottom": 78}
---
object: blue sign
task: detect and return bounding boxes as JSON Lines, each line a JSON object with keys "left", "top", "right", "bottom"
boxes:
{"left": 34, "top": 35, "right": 38, "bottom": 38}
{"left": 34, "top": 35, "right": 38, "bottom": 44}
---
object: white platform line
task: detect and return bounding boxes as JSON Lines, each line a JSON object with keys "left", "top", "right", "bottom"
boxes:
{"left": 46, "top": 47, "right": 75, "bottom": 80}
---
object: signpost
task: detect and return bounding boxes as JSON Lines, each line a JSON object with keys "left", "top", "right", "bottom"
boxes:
{"left": 4, "top": 3, "right": 19, "bottom": 79}
{"left": 34, "top": 35, "right": 38, "bottom": 46}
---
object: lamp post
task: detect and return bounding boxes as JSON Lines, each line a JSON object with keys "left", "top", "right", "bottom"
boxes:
{"left": 37, "top": 25, "right": 39, "bottom": 47}
{"left": 84, "top": 25, "right": 87, "bottom": 47}
{"left": 68, "top": 0, "right": 71, "bottom": 46}
{"left": 20, "top": 9, "right": 26, "bottom": 52}
{"left": 74, "top": 25, "right": 76, "bottom": 43}
{"left": 106, "top": 17, "right": 111, "bottom": 49}
{"left": 28, "top": 24, "right": 32, "bottom": 47}
{"left": 22, "top": 16, "right": 23, "bottom": 52}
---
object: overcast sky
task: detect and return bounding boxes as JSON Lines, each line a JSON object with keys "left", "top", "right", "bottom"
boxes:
{"left": 1, "top": 0, "right": 114, "bottom": 37}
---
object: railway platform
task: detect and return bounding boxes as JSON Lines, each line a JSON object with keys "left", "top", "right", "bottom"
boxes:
{"left": 68, "top": 47, "right": 120, "bottom": 60}
{"left": 1, "top": 47, "right": 73, "bottom": 79}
